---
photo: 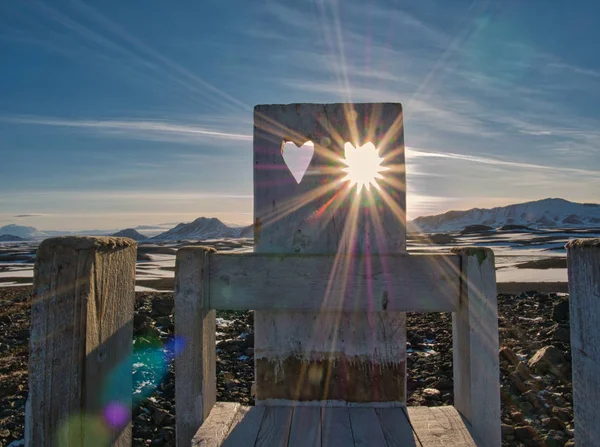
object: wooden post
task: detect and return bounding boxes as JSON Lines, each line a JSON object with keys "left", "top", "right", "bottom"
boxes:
{"left": 253, "top": 103, "right": 407, "bottom": 404}
{"left": 26, "top": 236, "right": 136, "bottom": 447}
{"left": 451, "top": 247, "right": 501, "bottom": 447}
{"left": 566, "top": 238, "right": 600, "bottom": 446}
{"left": 175, "top": 247, "right": 217, "bottom": 446}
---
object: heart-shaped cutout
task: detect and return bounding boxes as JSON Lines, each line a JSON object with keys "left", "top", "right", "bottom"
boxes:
{"left": 281, "top": 140, "right": 315, "bottom": 183}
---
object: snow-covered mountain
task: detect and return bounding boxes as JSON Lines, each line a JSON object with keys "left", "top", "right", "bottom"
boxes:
{"left": 112, "top": 228, "right": 148, "bottom": 241}
{"left": 411, "top": 198, "right": 600, "bottom": 233}
{"left": 152, "top": 217, "right": 249, "bottom": 241}
{"left": 0, "top": 224, "right": 47, "bottom": 240}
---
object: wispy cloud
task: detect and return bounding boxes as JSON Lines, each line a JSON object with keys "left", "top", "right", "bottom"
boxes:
{"left": 0, "top": 115, "right": 252, "bottom": 142}
{"left": 1, "top": 191, "right": 252, "bottom": 201}
{"left": 406, "top": 147, "right": 600, "bottom": 177}
{"left": 545, "top": 62, "right": 600, "bottom": 79}
{"left": 14, "top": 214, "right": 48, "bottom": 218}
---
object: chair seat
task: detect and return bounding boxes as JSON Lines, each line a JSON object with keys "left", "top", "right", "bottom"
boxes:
{"left": 191, "top": 402, "right": 481, "bottom": 446}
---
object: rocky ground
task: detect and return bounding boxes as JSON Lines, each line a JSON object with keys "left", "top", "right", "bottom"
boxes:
{"left": 0, "top": 287, "right": 575, "bottom": 446}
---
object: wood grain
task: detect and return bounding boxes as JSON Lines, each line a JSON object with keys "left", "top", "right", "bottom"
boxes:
{"left": 222, "top": 405, "right": 265, "bottom": 447}
{"left": 375, "top": 407, "right": 418, "bottom": 446}
{"left": 566, "top": 239, "right": 600, "bottom": 446}
{"left": 210, "top": 253, "right": 460, "bottom": 312}
{"left": 321, "top": 407, "right": 354, "bottom": 446}
{"left": 451, "top": 247, "right": 501, "bottom": 447}
{"left": 27, "top": 236, "right": 136, "bottom": 447}
{"left": 175, "top": 247, "right": 217, "bottom": 447}
{"left": 191, "top": 402, "right": 239, "bottom": 447}
{"left": 253, "top": 103, "right": 408, "bottom": 403}
{"left": 349, "top": 408, "right": 387, "bottom": 446}
{"left": 288, "top": 406, "right": 322, "bottom": 447}
{"left": 407, "top": 406, "right": 477, "bottom": 446}
{"left": 255, "top": 405, "right": 294, "bottom": 447}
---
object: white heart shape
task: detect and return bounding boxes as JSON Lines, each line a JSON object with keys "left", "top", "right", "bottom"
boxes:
{"left": 281, "top": 140, "right": 315, "bottom": 183}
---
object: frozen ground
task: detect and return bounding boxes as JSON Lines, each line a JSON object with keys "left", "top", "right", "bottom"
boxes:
{"left": 0, "top": 229, "right": 597, "bottom": 290}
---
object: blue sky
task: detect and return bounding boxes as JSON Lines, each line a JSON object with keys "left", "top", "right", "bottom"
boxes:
{"left": 1, "top": 0, "right": 599, "bottom": 230}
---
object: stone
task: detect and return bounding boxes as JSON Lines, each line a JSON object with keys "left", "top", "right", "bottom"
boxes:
{"left": 422, "top": 388, "right": 441, "bottom": 401}
{"left": 543, "top": 417, "right": 566, "bottom": 431}
{"left": 511, "top": 411, "right": 525, "bottom": 423}
{"left": 433, "top": 377, "right": 452, "bottom": 390}
{"left": 551, "top": 299, "right": 569, "bottom": 322}
{"left": 155, "top": 316, "right": 171, "bottom": 328}
{"left": 551, "top": 326, "right": 571, "bottom": 343}
{"left": 501, "top": 424, "right": 515, "bottom": 436}
{"left": 514, "top": 425, "right": 538, "bottom": 441}
{"left": 528, "top": 346, "right": 564, "bottom": 375}
{"left": 500, "top": 346, "right": 520, "bottom": 366}
{"left": 551, "top": 406, "right": 571, "bottom": 422}
{"left": 153, "top": 409, "right": 170, "bottom": 426}
{"left": 543, "top": 430, "right": 567, "bottom": 447}
{"left": 152, "top": 297, "right": 174, "bottom": 316}
{"left": 134, "top": 314, "right": 151, "bottom": 327}
{"left": 509, "top": 371, "right": 527, "bottom": 394}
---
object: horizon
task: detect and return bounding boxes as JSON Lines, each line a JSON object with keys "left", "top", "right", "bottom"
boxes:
{"left": 0, "top": 196, "right": 597, "bottom": 232}
{"left": 2, "top": 1, "right": 599, "bottom": 230}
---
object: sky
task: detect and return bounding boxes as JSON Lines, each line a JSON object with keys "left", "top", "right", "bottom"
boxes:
{"left": 1, "top": 0, "right": 599, "bottom": 231}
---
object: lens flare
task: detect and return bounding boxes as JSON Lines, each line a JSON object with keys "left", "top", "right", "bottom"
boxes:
{"left": 340, "top": 142, "right": 389, "bottom": 194}
{"left": 103, "top": 402, "right": 130, "bottom": 429}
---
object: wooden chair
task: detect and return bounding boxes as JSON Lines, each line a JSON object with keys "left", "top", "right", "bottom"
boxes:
{"left": 174, "top": 103, "right": 501, "bottom": 446}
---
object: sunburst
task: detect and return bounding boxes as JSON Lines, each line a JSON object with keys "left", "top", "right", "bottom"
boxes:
{"left": 340, "top": 142, "right": 389, "bottom": 194}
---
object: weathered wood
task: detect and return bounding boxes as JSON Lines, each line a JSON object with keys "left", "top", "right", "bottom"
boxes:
{"left": 321, "top": 407, "right": 354, "bottom": 446}
{"left": 255, "top": 405, "right": 294, "bottom": 447}
{"left": 254, "top": 103, "right": 407, "bottom": 403}
{"left": 222, "top": 406, "right": 266, "bottom": 447}
{"left": 210, "top": 253, "right": 460, "bottom": 312}
{"left": 375, "top": 407, "right": 418, "bottom": 446}
{"left": 254, "top": 103, "right": 406, "bottom": 254}
{"left": 566, "top": 238, "right": 600, "bottom": 446}
{"left": 288, "top": 406, "right": 321, "bottom": 447}
{"left": 191, "top": 402, "right": 240, "bottom": 447}
{"left": 348, "top": 408, "right": 387, "bottom": 446}
{"left": 407, "top": 406, "right": 477, "bottom": 446}
{"left": 175, "top": 247, "right": 217, "bottom": 447}
{"left": 255, "top": 312, "right": 406, "bottom": 403}
{"left": 26, "top": 236, "right": 136, "bottom": 447}
{"left": 451, "top": 247, "right": 501, "bottom": 447}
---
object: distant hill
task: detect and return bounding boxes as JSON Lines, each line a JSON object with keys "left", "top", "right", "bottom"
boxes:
{"left": 112, "top": 228, "right": 148, "bottom": 241}
{"left": 411, "top": 198, "right": 600, "bottom": 233}
{"left": 0, "top": 234, "right": 25, "bottom": 242}
{"left": 0, "top": 224, "right": 47, "bottom": 240}
{"left": 152, "top": 217, "right": 248, "bottom": 241}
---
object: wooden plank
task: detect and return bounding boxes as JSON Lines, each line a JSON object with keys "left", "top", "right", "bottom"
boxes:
{"left": 321, "top": 407, "right": 354, "bottom": 446}
{"left": 348, "top": 408, "right": 387, "bottom": 446}
{"left": 175, "top": 247, "right": 217, "bottom": 447}
{"left": 255, "top": 406, "right": 294, "bottom": 447}
{"left": 451, "top": 247, "right": 501, "bottom": 447}
{"left": 253, "top": 103, "right": 407, "bottom": 255}
{"left": 288, "top": 406, "right": 321, "bottom": 447}
{"left": 210, "top": 253, "right": 460, "bottom": 312}
{"left": 375, "top": 407, "right": 419, "bottom": 446}
{"left": 566, "top": 239, "right": 600, "bottom": 446}
{"left": 27, "top": 236, "right": 136, "bottom": 447}
{"left": 191, "top": 402, "right": 240, "bottom": 447}
{"left": 253, "top": 103, "right": 409, "bottom": 404}
{"left": 222, "top": 406, "right": 266, "bottom": 447}
{"left": 407, "top": 406, "right": 477, "bottom": 446}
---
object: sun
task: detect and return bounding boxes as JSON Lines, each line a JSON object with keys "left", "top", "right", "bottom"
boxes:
{"left": 340, "top": 142, "right": 389, "bottom": 194}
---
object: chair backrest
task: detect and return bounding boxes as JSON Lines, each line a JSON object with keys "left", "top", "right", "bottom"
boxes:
{"left": 252, "top": 103, "right": 409, "bottom": 404}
